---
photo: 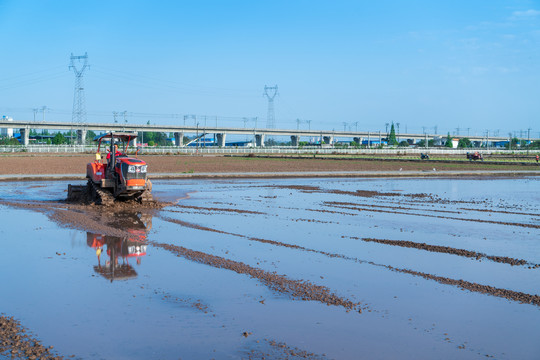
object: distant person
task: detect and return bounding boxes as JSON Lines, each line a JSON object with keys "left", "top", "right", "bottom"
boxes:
{"left": 536, "top": 154, "right": 539, "bottom": 164}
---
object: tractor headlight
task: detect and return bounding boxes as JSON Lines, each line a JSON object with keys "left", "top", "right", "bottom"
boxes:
{"left": 128, "top": 165, "right": 136, "bottom": 173}
{"left": 140, "top": 165, "right": 147, "bottom": 173}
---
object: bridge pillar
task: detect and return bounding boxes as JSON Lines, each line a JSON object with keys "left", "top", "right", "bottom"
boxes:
{"left": 174, "top": 132, "right": 184, "bottom": 147}
{"left": 255, "top": 134, "right": 265, "bottom": 147}
{"left": 77, "top": 129, "right": 87, "bottom": 145}
{"left": 216, "top": 133, "right": 226, "bottom": 147}
{"left": 323, "top": 135, "right": 334, "bottom": 145}
{"left": 19, "top": 128, "right": 29, "bottom": 146}
{"left": 290, "top": 135, "right": 299, "bottom": 147}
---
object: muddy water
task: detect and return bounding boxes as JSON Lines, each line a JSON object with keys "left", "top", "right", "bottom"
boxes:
{"left": 0, "top": 177, "right": 539, "bottom": 359}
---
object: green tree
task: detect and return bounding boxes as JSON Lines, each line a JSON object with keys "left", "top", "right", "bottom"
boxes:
{"left": 458, "top": 138, "right": 472, "bottom": 148}
{"left": 86, "top": 130, "right": 97, "bottom": 143}
{"left": 445, "top": 133, "right": 453, "bottom": 148}
{"left": 388, "top": 123, "right": 398, "bottom": 145}
{"left": 153, "top": 132, "right": 168, "bottom": 146}
{"left": 506, "top": 137, "right": 520, "bottom": 150}
{"left": 398, "top": 140, "right": 409, "bottom": 147}
{"left": 0, "top": 137, "right": 21, "bottom": 145}
{"left": 528, "top": 140, "right": 540, "bottom": 149}
{"left": 417, "top": 139, "right": 434, "bottom": 147}
{"left": 52, "top": 132, "right": 66, "bottom": 145}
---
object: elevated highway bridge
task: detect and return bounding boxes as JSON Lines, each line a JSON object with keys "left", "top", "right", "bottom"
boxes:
{"left": 0, "top": 119, "right": 535, "bottom": 147}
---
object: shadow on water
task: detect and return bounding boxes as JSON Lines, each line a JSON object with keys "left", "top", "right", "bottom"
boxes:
{"left": 86, "top": 211, "right": 152, "bottom": 282}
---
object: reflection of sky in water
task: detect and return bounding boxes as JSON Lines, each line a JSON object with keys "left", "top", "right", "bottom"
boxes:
{"left": 0, "top": 177, "right": 539, "bottom": 359}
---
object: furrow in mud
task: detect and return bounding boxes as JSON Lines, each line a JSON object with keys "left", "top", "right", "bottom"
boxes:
{"left": 344, "top": 236, "right": 538, "bottom": 268}
{"left": 151, "top": 241, "right": 361, "bottom": 312}
{"left": 158, "top": 215, "right": 540, "bottom": 307}
{"left": 325, "top": 202, "right": 540, "bottom": 229}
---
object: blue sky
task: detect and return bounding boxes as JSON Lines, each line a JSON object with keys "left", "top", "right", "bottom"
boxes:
{"left": 0, "top": 0, "right": 539, "bottom": 137}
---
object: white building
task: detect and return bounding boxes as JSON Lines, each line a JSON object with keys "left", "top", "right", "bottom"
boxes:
{"left": 1, "top": 116, "right": 13, "bottom": 137}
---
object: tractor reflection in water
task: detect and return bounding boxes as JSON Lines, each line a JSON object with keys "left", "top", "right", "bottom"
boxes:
{"left": 86, "top": 211, "right": 152, "bottom": 282}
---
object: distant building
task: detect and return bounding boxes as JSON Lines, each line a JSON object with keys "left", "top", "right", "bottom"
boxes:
{"left": 1, "top": 116, "right": 13, "bottom": 137}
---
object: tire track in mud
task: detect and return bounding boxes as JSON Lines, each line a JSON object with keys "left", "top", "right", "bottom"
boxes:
{"left": 343, "top": 236, "right": 539, "bottom": 268}
{"left": 325, "top": 202, "right": 540, "bottom": 229}
{"left": 157, "top": 215, "right": 540, "bottom": 307}
{"left": 151, "top": 240, "right": 362, "bottom": 312}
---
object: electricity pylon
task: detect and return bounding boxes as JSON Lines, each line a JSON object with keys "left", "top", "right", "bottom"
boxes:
{"left": 69, "top": 52, "right": 89, "bottom": 124}
{"left": 263, "top": 85, "right": 278, "bottom": 129}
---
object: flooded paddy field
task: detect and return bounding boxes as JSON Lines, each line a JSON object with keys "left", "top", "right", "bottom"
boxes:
{"left": 0, "top": 177, "right": 539, "bottom": 359}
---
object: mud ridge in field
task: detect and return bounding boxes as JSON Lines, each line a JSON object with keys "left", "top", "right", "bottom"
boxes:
{"left": 344, "top": 236, "right": 538, "bottom": 268}
{"left": 0, "top": 315, "right": 66, "bottom": 360}
{"left": 158, "top": 215, "right": 540, "bottom": 307}
{"left": 264, "top": 184, "right": 508, "bottom": 206}
{"left": 263, "top": 184, "right": 440, "bottom": 200}
{"left": 325, "top": 202, "right": 540, "bottom": 229}
{"left": 390, "top": 267, "right": 540, "bottom": 306}
{"left": 328, "top": 201, "right": 462, "bottom": 214}
{"left": 152, "top": 289, "right": 210, "bottom": 313}
{"left": 459, "top": 207, "right": 540, "bottom": 217}
{"left": 244, "top": 338, "right": 327, "bottom": 360}
{"left": 151, "top": 241, "right": 361, "bottom": 312}
{"left": 172, "top": 204, "right": 266, "bottom": 215}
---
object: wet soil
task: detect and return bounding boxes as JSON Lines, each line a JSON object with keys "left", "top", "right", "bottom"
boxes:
{"left": 244, "top": 339, "right": 327, "bottom": 360}
{"left": 156, "top": 213, "right": 540, "bottom": 308}
{"left": 389, "top": 267, "right": 540, "bottom": 306}
{"left": 0, "top": 177, "right": 539, "bottom": 359}
{"left": 0, "top": 154, "right": 535, "bottom": 176}
{"left": 152, "top": 241, "right": 361, "bottom": 312}
{"left": 0, "top": 198, "right": 168, "bottom": 239}
{"left": 324, "top": 201, "right": 540, "bottom": 229}
{"left": 0, "top": 315, "right": 65, "bottom": 360}
{"left": 344, "top": 236, "right": 537, "bottom": 267}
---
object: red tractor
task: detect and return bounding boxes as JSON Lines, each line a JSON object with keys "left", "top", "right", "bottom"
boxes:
{"left": 466, "top": 152, "right": 484, "bottom": 161}
{"left": 68, "top": 132, "right": 153, "bottom": 205}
